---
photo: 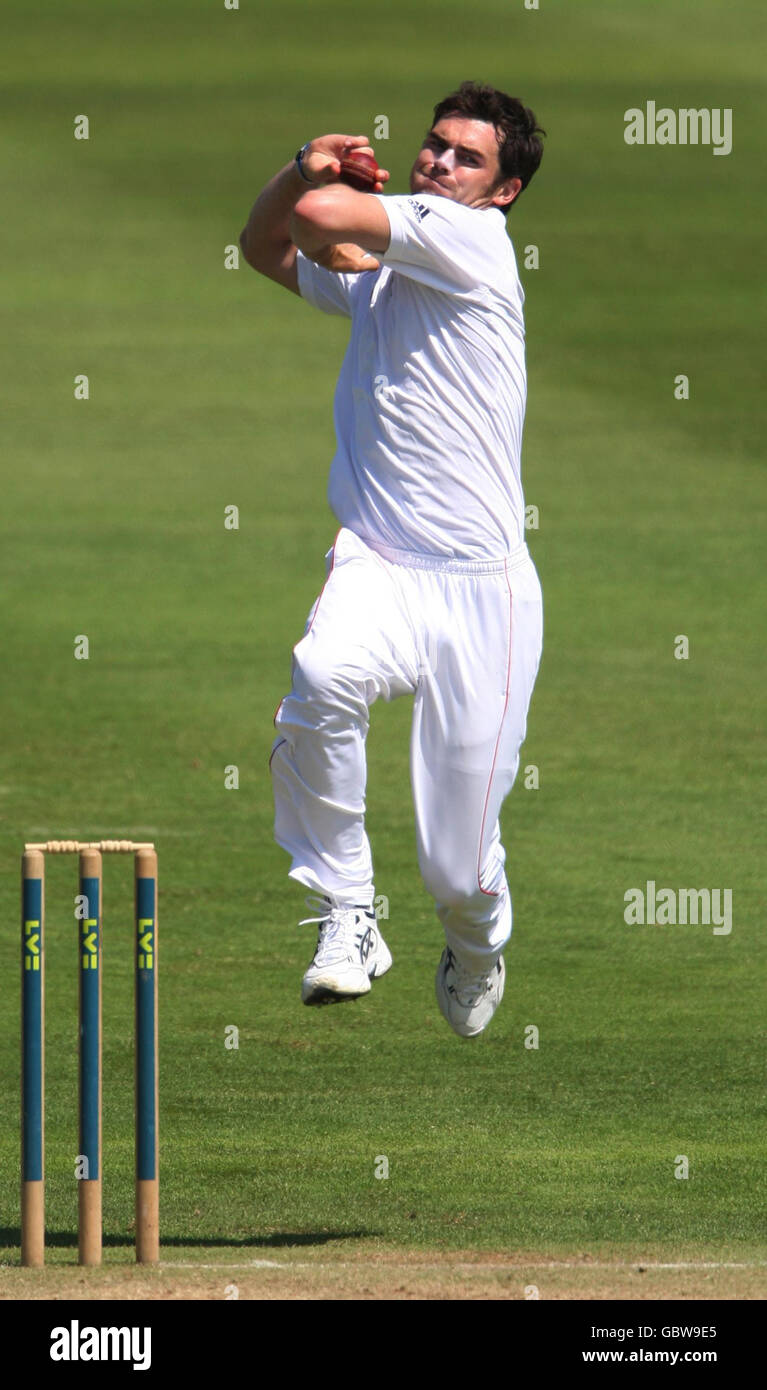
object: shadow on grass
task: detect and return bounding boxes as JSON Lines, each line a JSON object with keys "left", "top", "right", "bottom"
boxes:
{"left": 2, "top": 1228, "right": 379, "bottom": 1252}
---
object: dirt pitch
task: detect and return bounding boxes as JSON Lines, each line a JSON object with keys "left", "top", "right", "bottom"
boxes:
{"left": 2, "top": 1249, "right": 765, "bottom": 1300}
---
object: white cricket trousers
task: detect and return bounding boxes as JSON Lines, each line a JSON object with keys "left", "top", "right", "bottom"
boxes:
{"left": 270, "top": 527, "right": 543, "bottom": 971}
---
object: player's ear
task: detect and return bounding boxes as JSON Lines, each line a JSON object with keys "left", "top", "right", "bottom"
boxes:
{"left": 493, "top": 177, "right": 522, "bottom": 209}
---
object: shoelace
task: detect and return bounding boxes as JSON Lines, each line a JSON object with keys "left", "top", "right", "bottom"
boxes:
{"left": 447, "top": 951, "right": 495, "bottom": 1006}
{"left": 299, "top": 895, "right": 373, "bottom": 966}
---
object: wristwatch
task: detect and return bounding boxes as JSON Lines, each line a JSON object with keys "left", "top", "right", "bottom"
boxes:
{"left": 295, "top": 142, "right": 313, "bottom": 183}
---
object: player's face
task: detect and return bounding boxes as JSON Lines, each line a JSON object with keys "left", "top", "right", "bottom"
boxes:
{"left": 409, "top": 116, "right": 522, "bottom": 211}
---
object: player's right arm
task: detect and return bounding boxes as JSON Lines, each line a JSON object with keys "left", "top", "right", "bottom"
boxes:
{"left": 239, "top": 136, "right": 389, "bottom": 294}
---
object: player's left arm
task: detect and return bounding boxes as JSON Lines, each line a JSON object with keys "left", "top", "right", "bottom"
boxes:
{"left": 290, "top": 185, "right": 391, "bottom": 272}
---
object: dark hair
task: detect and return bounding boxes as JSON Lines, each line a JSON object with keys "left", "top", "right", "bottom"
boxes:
{"left": 431, "top": 80, "right": 545, "bottom": 207}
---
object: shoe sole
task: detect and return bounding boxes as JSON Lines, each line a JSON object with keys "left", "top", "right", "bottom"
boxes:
{"left": 302, "top": 985, "right": 369, "bottom": 1006}
{"left": 301, "top": 978, "right": 369, "bottom": 1011}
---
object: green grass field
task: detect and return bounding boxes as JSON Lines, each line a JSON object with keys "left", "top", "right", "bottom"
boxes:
{"left": 1, "top": 0, "right": 765, "bottom": 1298}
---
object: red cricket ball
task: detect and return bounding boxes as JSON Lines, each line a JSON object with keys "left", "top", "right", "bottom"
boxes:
{"left": 338, "top": 150, "right": 379, "bottom": 192}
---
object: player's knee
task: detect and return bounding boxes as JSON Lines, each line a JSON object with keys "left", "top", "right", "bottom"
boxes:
{"left": 291, "top": 641, "right": 336, "bottom": 701}
{"left": 420, "top": 843, "right": 508, "bottom": 914}
{"left": 420, "top": 860, "right": 479, "bottom": 911}
{"left": 291, "top": 641, "right": 366, "bottom": 715}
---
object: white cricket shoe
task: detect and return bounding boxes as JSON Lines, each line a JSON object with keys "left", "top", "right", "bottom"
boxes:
{"left": 300, "top": 896, "right": 393, "bottom": 1006}
{"left": 435, "top": 948, "right": 506, "bottom": 1037}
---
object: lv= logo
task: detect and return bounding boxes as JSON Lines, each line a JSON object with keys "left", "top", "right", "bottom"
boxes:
{"left": 137, "top": 920, "right": 154, "bottom": 970}
{"left": 81, "top": 918, "right": 99, "bottom": 970}
{"left": 24, "top": 920, "right": 41, "bottom": 971}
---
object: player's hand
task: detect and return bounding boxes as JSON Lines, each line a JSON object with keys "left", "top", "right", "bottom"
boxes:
{"left": 301, "top": 135, "right": 390, "bottom": 193}
{"left": 309, "top": 242, "right": 381, "bottom": 274}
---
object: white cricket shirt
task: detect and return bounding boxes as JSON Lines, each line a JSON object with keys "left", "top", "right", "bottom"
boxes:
{"left": 296, "top": 192, "right": 529, "bottom": 560}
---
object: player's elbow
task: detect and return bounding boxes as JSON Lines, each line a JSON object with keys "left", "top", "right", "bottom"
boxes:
{"left": 240, "top": 225, "right": 276, "bottom": 276}
{"left": 291, "top": 189, "right": 338, "bottom": 241}
{"left": 239, "top": 226, "right": 258, "bottom": 269}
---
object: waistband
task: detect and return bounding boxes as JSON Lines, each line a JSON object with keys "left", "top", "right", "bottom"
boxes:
{"left": 360, "top": 535, "right": 532, "bottom": 576}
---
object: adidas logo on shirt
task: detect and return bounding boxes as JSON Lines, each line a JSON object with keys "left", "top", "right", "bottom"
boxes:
{"left": 407, "top": 198, "right": 430, "bottom": 222}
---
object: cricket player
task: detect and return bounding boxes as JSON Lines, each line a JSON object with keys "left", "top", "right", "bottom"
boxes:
{"left": 241, "top": 82, "right": 545, "bottom": 1036}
